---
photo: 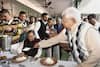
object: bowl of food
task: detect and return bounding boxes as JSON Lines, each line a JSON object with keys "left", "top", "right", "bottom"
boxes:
{"left": 40, "top": 57, "right": 57, "bottom": 66}
{"left": 11, "top": 53, "right": 28, "bottom": 63}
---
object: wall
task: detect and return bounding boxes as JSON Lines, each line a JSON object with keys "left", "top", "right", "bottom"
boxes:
{"left": 0, "top": 0, "right": 40, "bottom": 17}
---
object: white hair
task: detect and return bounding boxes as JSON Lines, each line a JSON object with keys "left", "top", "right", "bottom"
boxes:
{"left": 62, "top": 7, "right": 81, "bottom": 23}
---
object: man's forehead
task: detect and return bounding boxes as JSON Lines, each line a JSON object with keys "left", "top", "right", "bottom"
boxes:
{"left": 43, "top": 15, "right": 48, "bottom": 17}
{"left": 63, "top": 15, "right": 75, "bottom": 20}
{"left": 20, "top": 14, "right": 26, "bottom": 16}
{"left": 2, "top": 13, "right": 9, "bottom": 15}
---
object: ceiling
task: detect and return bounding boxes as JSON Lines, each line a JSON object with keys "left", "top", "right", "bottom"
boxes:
{"left": 31, "top": 0, "right": 73, "bottom": 16}
{"left": 0, "top": 0, "right": 73, "bottom": 16}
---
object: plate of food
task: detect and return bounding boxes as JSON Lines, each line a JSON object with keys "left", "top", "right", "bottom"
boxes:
{"left": 0, "top": 56, "right": 7, "bottom": 61}
{"left": 11, "top": 53, "right": 28, "bottom": 63}
{"left": 40, "top": 57, "right": 57, "bottom": 66}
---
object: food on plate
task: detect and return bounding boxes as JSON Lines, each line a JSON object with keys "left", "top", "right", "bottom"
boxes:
{"left": 45, "top": 57, "right": 54, "bottom": 64}
{"left": 40, "top": 57, "right": 57, "bottom": 66}
{"left": 0, "top": 56, "right": 7, "bottom": 60}
{"left": 15, "top": 56, "right": 27, "bottom": 61}
{"left": 11, "top": 53, "right": 27, "bottom": 63}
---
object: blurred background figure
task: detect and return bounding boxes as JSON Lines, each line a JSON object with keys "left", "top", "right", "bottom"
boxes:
{"left": 46, "top": 18, "right": 55, "bottom": 34}
{"left": 34, "top": 13, "right": 49, "bottom": 40}
{"left": 0, "top": 10, "right": 3, "bottom": 24}
{"left": 28, "top": 16, "right": 37, "bottom": 31}
{"left": 1, "top": 9, "right": 14, "bottom": 24}
{"left": 18, "top": 11, "right": 29, "bottom": 27}
{"left": 87, "top": 14, "right": 100, "bottom": 33}
{"left": 54, "top": 17, "right": 64, "bottom": 33}
{"left": 46, "top": 18, "right": 58, "bottom": 57}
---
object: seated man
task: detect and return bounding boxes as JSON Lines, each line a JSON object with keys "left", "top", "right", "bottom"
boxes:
{"left": 22, "top": 30, "right": 40, "bottom": 57}
{"left": 87, "top": 14, "right": 100, "bottom": 33}
{"left": 27, "top": 16, "right": 36, "bottom": 31}
{"left": 11, "top": 30, "right": 42, "bottom": 58}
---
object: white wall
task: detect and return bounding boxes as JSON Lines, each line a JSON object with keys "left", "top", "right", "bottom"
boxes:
{"left": 0, "top": 0, "right": 40, "bottom": 17}
{"left": 79, "top": 0, "right": 100, "bottom": 14}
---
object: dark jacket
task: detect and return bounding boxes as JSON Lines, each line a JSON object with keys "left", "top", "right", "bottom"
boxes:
{"left": 22, "top": 39, "right": 40, "bottom": 57}
{"left": 38, "top": 20, "right": 49, "bottom": 40}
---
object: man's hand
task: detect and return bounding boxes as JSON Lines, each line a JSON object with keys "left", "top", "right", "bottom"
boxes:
{"left": 5, "top": 26, "right": 12, "bottom": 32}
{"left": 34, "top": 43, "right": 40, "bottom": 48}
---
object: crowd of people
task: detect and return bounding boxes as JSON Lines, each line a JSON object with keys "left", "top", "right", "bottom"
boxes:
{"left": 0, "top": 7, "right": 100, "bottom": 67}
{"left": 0, "top": 9, "right": 63, "bottom": 43}
{"left": 0, "top": 9, "right": 63, "bottom": 60}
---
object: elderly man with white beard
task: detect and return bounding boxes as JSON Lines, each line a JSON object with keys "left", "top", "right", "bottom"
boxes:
{"left": 35, "top": 7, "right": 100, "bottom": 67}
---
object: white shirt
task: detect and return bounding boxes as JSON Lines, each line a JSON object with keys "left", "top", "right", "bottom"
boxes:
{"left": 39, "top": 23, "right": 100, "bottom": 67}
{"left": 8, "top": 18, "right": 14, "bottom": 25}
{"left": 46, "top": 25, "right": 55, "bottom": 34}
{"left": 27, "top": 23, "right": 36, "bottom": 31}
{"left": 94, "top": 21, "right": 100, "bottom": 31}
{"left": 3, "top": 18, "right": 14, "bottom": 25}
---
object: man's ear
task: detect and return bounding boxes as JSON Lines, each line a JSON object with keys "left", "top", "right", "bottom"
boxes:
{"left": 91, "top": 19, "right": 96, "bottom": 24}
{"left": 92, "top": 18, "right": 96, "bottom": 22}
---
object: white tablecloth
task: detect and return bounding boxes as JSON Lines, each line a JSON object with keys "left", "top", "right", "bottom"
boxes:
{"left": 0, "top": 59, "right": 77, "bottom": 67}
{"left": 0, "top": 52, "right": 77, "bottom": 67}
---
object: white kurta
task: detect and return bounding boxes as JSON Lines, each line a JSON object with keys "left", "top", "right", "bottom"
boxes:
{"left": 39, "top": 23, "right": 100, "bottom": 67}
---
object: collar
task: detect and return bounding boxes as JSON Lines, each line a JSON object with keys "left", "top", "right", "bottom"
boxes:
{"left": 8, "top": 18, "right": 14, "bottom": 24}
{"left": 71, "top": 23, "right": 80, "bottom": 33}
{"left": 69, "top": 23, "right": 81, "bottom": 37}
{"left": 18, "top": 18, "right": 26, "bottom": 23}
{"left": 42, "top": 20, "right": 47, "bottom": 24}
{"left": 29, "top": 22, "right": 35, "bottom": 26}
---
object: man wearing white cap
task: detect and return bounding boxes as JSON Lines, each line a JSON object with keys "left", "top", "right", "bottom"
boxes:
{"left": 36, "top": 7, "right": 100, "bottom": 67}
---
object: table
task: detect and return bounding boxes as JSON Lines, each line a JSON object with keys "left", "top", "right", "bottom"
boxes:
{"left": 0, "top": 59, "right": 77, "bottom": 67}
{"left": 0, "top": 52, "right": 77, "bottom": 67}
